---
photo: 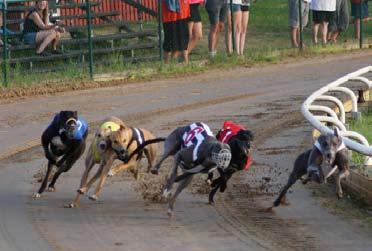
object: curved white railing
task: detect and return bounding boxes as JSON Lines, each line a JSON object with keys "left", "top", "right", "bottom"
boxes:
{"left": 302, "top": 66, "right": 372, "bottom": 166}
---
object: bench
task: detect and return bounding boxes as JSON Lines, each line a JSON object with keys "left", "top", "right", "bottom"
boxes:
{"left": 8, "top": 41, "right": 158, "bottom": 64}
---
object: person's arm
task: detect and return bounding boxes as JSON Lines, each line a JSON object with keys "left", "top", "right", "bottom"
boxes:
{"left": 29, "top": 12, "right": 56, "bottom": 30}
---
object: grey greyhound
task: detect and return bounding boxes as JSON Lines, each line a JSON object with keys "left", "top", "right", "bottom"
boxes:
{"left": 150, "top": 122, "right": 232, "bottom": 217}
{"left": 272, "top": 128, "right": 349, "bottom": 208}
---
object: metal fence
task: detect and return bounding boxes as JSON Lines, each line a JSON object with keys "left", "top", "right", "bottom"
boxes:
{"left": 0, "top": 0, "right": 371, "bottom": 87}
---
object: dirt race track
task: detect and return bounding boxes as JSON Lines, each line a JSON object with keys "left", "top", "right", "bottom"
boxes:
{"left": 0, "top": 52, "right": 372, "bottom": 251}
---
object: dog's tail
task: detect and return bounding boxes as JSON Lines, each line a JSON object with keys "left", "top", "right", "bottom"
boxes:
{"left": 124, "top": 137, "right": 166, "bottom": 163}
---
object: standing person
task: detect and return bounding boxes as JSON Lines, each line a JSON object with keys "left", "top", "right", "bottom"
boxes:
{"left": 351, "top": 0, "right": 369, "bottom": 39}
{"left": 188, "top": 0, "right": 204, "bottom": 54}
{"left": 162, "top": 0, "right": 190, "bottom": 63}
{"left": 310, "top": 0, "right": 336, "bottom": 45}
{"left": 239, "top": 0, "right": 251, "bottom": 54}
{"left": 23, "top": 0, "right": 64, "bottom": 56}
{"left": 328, "top": 0, "right": 349, "bottom": 43}
{"left": 226, "top": 0, "right": 242, "bottom": 55}
{"left": 205, "top": 0, "right": 228, "bottom": 58}
{"left": 288, "top": 0, "right": 311, "bottom": 48}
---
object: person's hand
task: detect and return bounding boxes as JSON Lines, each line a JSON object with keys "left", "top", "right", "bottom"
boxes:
{"left": 55, "top": 26, "right": 65, "bottom": 33}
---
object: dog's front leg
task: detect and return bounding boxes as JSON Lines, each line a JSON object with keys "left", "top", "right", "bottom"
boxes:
{"left": 168, "top": 175, "right": 193, "bottom": 218}
{"left": 335, "top": 169, "right": 350, "bottom": 199}
{"left": 33, "top": 162, "right": 54, "bottom": 198}
{"left": 89, "top": 158, "right": 114, "bottom": 201}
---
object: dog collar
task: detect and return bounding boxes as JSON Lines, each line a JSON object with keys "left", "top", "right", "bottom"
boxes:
{"left": 314, "top": 139, "right": 346, "bottom": 154}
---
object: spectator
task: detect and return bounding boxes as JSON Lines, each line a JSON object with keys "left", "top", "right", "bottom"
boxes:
{"left": 226, "top": 0, "right": 242, "bottom": 55}
{"left": 351, "top": 0, "right": 369, "bottom": 39}
{"left": 311, "top": 0, "right": 336, "bottom": 45}
{"left": 288, "top": 0, "right": 311, "bottom": 48}
{"left": 162, "top": 0, "right": 190, "bottom": 63}
{"left": 188, "top": 0, "right": 204, "bottom": 54}
{"left": 206, "top": 0, "right": 227, "bottom": 57}
{"left": 239, "top": 0, "right": 251, "bottom": 54}
{"left": 23, "top": 0, "right": 64, "bottom": 56}
{"left": 328, "top": 0, "right": 349, "bottom": 43}
{"left": 0, "top": 11, "right": 16, "bottom": 47}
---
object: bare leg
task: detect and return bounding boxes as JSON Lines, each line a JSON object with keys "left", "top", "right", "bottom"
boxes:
{"left": 188, "top": 21, "right": 202, "bottom": 53}
{"left": 291, "top": 27, "right": 299, "bottom": 48}
{"left": 313, "top": 23, "right": 320, "bottom": 44}
{"left": 321, "top": 21, "right": 329, "bottom": 44}
{"left": 240, "top": 10, "right": 249, "bottom": 54}
{"left": 35, "top": 30, "right": 58, "bottom": 54}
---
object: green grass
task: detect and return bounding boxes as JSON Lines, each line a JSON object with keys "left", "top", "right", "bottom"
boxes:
{"left": 1, "top": 0, "right": 372, "bottom": 88}
{"left": 349, "top": 108, "right": 372, "bottom": 167}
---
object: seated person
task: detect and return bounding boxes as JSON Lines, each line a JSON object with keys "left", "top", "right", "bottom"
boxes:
{"left": 23, "top": 0, "right": 64, "bottom": 56}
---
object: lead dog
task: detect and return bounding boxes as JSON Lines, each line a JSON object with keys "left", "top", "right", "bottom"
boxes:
{"left": 150, "top": 122, "right": 232, "bottom": 217}
{"left": 65, "top": 116, "right": 124, "bottom": 208}
{"left": 34, "top": 111, "right": 88, "bottom": 198}
{"left": 271, "top": 129, "right": 349, "bottom": 209}
{"left": 66, "top": 117, "right": 159, "bottom": 207}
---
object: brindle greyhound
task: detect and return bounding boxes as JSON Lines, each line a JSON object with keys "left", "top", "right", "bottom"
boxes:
{"left": 271, "top": 128, "right": 349, "bottom": 209}
{"left": 34, "top": 111, "right": 88, "bottom": 198}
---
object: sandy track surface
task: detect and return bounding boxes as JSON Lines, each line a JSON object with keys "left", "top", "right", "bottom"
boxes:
{"left": 0, "top": 51, "right": 371, "bottom": 251}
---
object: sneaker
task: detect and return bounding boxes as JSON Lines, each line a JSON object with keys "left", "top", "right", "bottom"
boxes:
{"left": 36, "top": 51, "right": 51, "bottom": 57}
{"left": 51, "top": 49, "right": 63, "bottom": 55}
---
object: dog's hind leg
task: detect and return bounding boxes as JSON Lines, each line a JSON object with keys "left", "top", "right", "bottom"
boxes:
{"left": 151, "top": 132, "right": 182, "bottom": 175}
{"left": 168, "top": 175, "right": 193, "bottom": 217}
{"left": 33, "top": 162, "right": 54, "bottom": 198}
{"left": 163, "top": 152, "right": 181, "bottom": 198}
{"left": 335, "top": 169, "right": 350, "bottom": 199}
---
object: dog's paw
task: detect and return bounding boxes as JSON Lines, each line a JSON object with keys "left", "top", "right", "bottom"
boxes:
{"left": 162, "top": 189, "right": 171, "bottom": 199}
{"left": 64, "top": 203, "right": 78, "bottom": 208}
{"left": 107, "top": 170, "right": 115, "bottom": 177}
{"left": 89, "top": 195, "right": 98, "bottom": 201}
{"left": 32, "top": 192, "right": 41, "bottom": 198}
{"left": 208, "top": 200, "right": 215, "bottom": 206}
{"left": 77, "top": 188, "right": 86, "bottom": 195}
{"left": 206, "top": 179, "right": 212, "bottom": 186}
{"left": 167, "top": 209, "right": 175, "bottom": 218}
{"left": 47, "top": 187, "right": 56, "bottom": 192}
{"left": 337, "top": 193, "right": 343, "bottom": 199}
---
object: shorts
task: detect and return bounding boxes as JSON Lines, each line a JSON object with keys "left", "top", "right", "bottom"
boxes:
{"left": 206, "top": 3, "right": 227, "bottom": 25}
{"left": 23, "top": 32, "right": 37, "bottom": 45}
{"left": 312, "top": 10, "right": 334, "bottom": 23}
{"left": 189, "top": 3, "right": 202, "bottom": 22}
{"left": 163, "top": 18, "right": 190, "bottom": 52}
{"left": 288, "top": 0, "right": 309, "bottom": 28}
{"left": 328, "top": 0, "right": 349, "bottom": 32}
{"left": 241, "top": 5, "right": 250, "bottom": 12}
{"left": 351, "top": 2, "right": 369, "bottom": 19}
{"left": 227, "top": 3, "right": 241, "bottom": 13}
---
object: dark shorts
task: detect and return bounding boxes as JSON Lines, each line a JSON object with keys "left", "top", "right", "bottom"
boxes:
{"left": 241, "top": 5, "right": 250, "bottom": 12}
{"left": 206, "top": 3, "right": 227, "bottom": 25}
{"left": 163, "top": 18, "right": 190, "bottom": 52}
{"left": 351, "top": 2, "right": 369, "bottom": 19}
{"left": 189, "top": 3, "right": 202, "bottom": 22}
{"left": 23, "top": 32, "right": 37, "bottom": 45}
{"left": 312, "top": 10, "right": 334, "bottom": 23}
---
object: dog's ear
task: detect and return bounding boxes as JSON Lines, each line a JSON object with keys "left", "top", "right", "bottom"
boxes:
{"left": 72, "top": 111, "right": 78, "bottom": 119}
{"left": 119, "top": 124, "right": 126, "bottom": 131}
{"left": 237, "top": 130, "right": 254, "bottom": 142}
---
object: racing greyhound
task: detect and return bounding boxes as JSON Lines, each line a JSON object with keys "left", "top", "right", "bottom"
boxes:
{"left": 150, "top": 122, "right": 232, "bottom": 217}
{"left": 34, "top": 111, "right": 88, "bottom": 198}
{"left": 271, "top": 128, "right": 349, "bottom": 209}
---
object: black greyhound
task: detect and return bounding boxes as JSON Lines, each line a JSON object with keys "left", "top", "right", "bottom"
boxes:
{"left": 271, "top": 128, "right": 349, "bottom": 208}
{"left": 207, "top": 122, "right": 254, "bottom": 204}
{"left": 33, "top": 111, "right": 88, "bottom": 198}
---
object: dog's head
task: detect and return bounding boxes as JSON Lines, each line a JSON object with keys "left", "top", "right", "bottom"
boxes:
{"left": 317, "top": 128, "right": 343, "bottom": 165}
{"left": 209, "top": 142, "right": 232, "bottom": 171}
{"left": 95, "top": 127, "right": 112, "bottom": 153}
{"left": 58, "top": 111, "right": 78, "bottom": 140}
{"left": 109, "top": 125, "right": 132, "bottom": 161}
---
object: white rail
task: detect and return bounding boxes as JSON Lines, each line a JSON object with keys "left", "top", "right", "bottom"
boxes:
{"left": 302, "top": 66, "right": 372, "bottom": 166}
